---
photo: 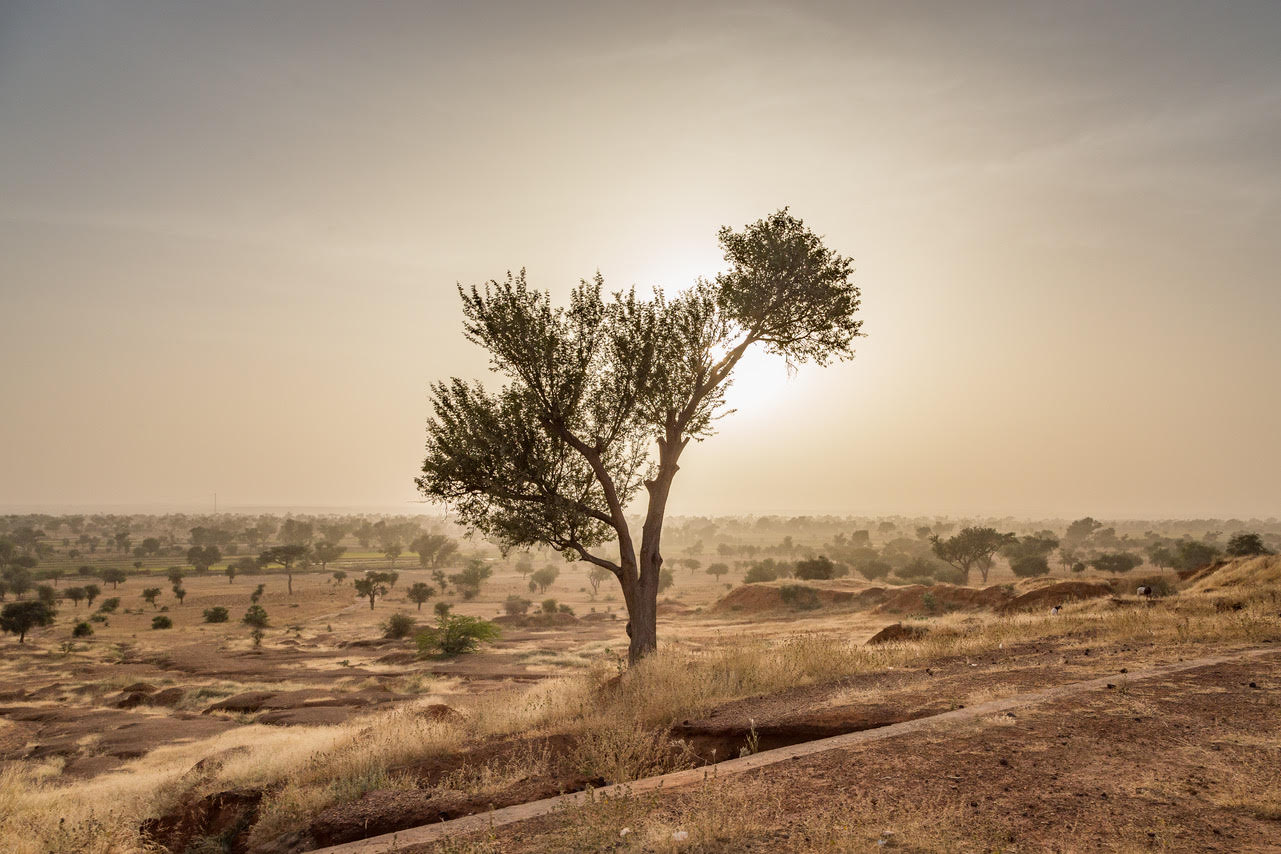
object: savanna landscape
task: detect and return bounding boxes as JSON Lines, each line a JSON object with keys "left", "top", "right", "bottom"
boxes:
{"left": 4, "top": 2, "right": 1280, "bottom": 853}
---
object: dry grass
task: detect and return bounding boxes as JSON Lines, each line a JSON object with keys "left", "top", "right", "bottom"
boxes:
{"left": 3, "top": 560, "right": 1279, "bottom": 852}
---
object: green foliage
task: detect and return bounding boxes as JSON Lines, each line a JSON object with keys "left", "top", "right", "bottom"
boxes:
{"left": 1089, "top": 552, "right": 1143, "bottom": 574}
{"left": 383, "top": 612, "right": 417, "bottom": 639}
{"left": 1011, "top": 555, "right": 1051, "bottom": 578}
{"left": 529, "top": 565, "right": 559, "bottom": 594}
{"left": 658, "top": 566, "right": 675, "bottom": 593}
{"left": 100, "top": 567, "right": 127, "bottom": 588}
{"left": 242, "top": 604, "right": 270, "bottom": 629}
{"left": 415, "top": 210, "right": 862, "bottom": 662}
{"left": 794, "top": 555, "right": 835, "bottom": 580}
{"left": 705, "top": 562, "right": 730, "bottom": 580}
{"left": 1226, "top": 532, "right": 1272, "bottom": 557}
{"left": 778, "top": 585, "right": 821, "bottom": 611}
{"left": 97, "top": 597, "right": 120, "bottom": 613}
{"left": 858, "top": 559, "right": 893, "bottom": 581}
{"left": 312, "top": 541, "right": 347, "bottom": 568}
{"left": 415, "top": 613, "right": 501, "bottom": 656}
{"left": 141, "top": 587, "right": 162, "bottom": 607}
{"left": 354, "top": 571, "right": 395, "bottom": 609}
{"left": 186, "top": 545, "right": 221, "bottom": 573}
{"left": 743, "top": 563, "right": 778, "bottom": 584}
{"left": 409, "top": 533, "right": 459, "bottom": 569}
{"left": 72, "top": 621, "right": 93, "bottom": 637}
{"left": 202, "top": 606, "right": 230, "bottom": 623}
{"left": 64, "top": 586, "right": 87, "bottom": 607}
{"left": 449, "top": 558, "right": 492, "bottom": 600}
{"left": 151, "top": 615, "right": 173, "bottom": 630}
{"left": 406, "top": 581, "right": 434, "bottom": 610}
{"left": 1, "top": 600, "right": 57, "bottom": 643}
{"left": 930, "top": 527, "right": 1016, "bottom": 585}
{"left": 541, "top": 598, "right": 559, "bottom": 614}
{"left": 503, "top": 595, "right": 532, "bottom": 616}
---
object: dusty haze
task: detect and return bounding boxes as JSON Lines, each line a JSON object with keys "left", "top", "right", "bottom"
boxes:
{"left": 1, "top": 1, "right": 1279, "bottom": 517}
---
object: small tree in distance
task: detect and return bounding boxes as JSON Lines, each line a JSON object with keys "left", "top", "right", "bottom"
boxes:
{"left": 705, "top": 563, "right": 730, "bottom": 582}
{"left": 259, "top": 545, "right": 309, "bottom": 595}
{"left": 142, "top": 587, "right": 162, "bottom": 608}
{"left": 243, "top": 604, "right": 270, "bottom": 647}
{"left": 1, "top": 600, "right": 56, "bottom": 643}
{"left": 407, "top": 582, "right": 434, "bottom": 611}
{"left": 1226, "top": 532, "right": 1272, "bottom": 557}
{"left": 930, "top": 528, "right": 1015, "bottom": 586}
{"left": 354, "top": 572, "right": 393, "bottom": 610}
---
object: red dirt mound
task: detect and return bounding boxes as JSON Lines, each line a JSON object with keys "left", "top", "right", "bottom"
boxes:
{"left": 997, "top": 581, "right": 1114, "bottom": 614}
{"left": 874, "top": 584, "right": 1012, "bottom": 615}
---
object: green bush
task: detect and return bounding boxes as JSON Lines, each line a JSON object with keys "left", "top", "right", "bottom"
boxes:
{"left": 152, "top": 616, "right": 173, "bottom": 630}
{"left": 858, "top": 559, "right": 893, "bottom": 581}
{"left": 558, "top": 603, "right": 574, "bottom": 615}
{"left": 503, "top": 595, "right": 532, "bottom": 616}
{"left": 97, "top": 597, "right": 120, "bottom": 613}
{"left": 541, "top": 598, "right": 558, "bottom": 614}
{"left": 202, "top": 606, "right": 230, "bottom": 623}
{"left": 72, "top": 621, "right": 93, "bottom": 638}
{"left": 415, "top": 614, "right": 501, "bottom": 656}
{"left": 778, "top": 585, "right": 821, "bottom": 611}
{"left": 743, "top": 564, "right": 778, "bottom": 584}
{"left": 383, "top": 612, "right": 416, "bottom": 639}
{"left": 793, "top": 556, "right": 835, "bottom": 581}
{"left": 1011, "top": 555, "right": 1051, "bottom": 578}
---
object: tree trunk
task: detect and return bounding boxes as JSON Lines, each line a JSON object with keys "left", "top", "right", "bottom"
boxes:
{"left": 287, "top": 570, "right": 293, "bottom": 595}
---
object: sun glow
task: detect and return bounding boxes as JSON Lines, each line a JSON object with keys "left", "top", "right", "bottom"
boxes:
{"left": 723, "top": 348, "right": 793, "bottom": 414}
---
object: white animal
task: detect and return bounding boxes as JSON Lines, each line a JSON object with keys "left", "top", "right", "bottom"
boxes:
{"left": 1050, "top": 605, "right": 1061, "bottom": 615}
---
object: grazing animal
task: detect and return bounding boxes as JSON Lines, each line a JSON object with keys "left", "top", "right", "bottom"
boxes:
{"left": 1136, "top": 585, "right": 1153, "bottom": 597}
{"left": 1050, "top": 605, "right": 1061, "bottom": 615}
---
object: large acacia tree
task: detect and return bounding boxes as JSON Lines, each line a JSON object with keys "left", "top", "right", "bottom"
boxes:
{"left": 417, "top": 210, "right": 861, "bottom": 663}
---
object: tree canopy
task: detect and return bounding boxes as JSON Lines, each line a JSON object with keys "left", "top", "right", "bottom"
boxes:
{"left": 417, "top": 209, "right": 861, "bottom": 662}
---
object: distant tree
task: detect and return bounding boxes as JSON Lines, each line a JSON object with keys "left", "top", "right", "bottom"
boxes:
{"left": 250, "top": 583, "right": 266, "bottom": 604}
{"left": 383, "top": 542, "right": 403, "bottom": 564}
{"left": 1226, "top": 532, "right": 1272, "bottom": 558}
{"left": 140, "top": 537, "right": 162, "bottom": 556}
{"left": 449, "top": 559, "right": 492, "bottom": 600}
{"left": 587, "top": 565, "right": 611, "bottom": 597}
{"left": 682, "top": 558, "right": 702, "bottom": 574}
{"left": 407, "top": 582, "right": 434, "bottom": 611}
{"left": 278, "top": 519, "right": 313, "bottom": 546}
{"left": 98, "top": 597, "right": 120, "bottom": 613}
{"left": 744, "top": 562, "right": 778, "bottom": 584}
{"left": 658, "top": 566, "right": 675, "bottom": 594}
{"left": 72, "top": 621, "right": 93, "bottom": 638}
{"left": 172, "top": 585, "right": 187, "bottom": 605}
{"left": 529, "top": 565, "right": 559, "bottom": 594}
{"left": 330, "top": 570, "right": 347, "bottom": 585}
{"left": 187, "top": 545, "right": 221, "bottom": 574}
{"left": 84, "top": 584, "right": 101, "bottom": 607}
{"left": 64, "top": 587, "right": 87, "bottom": 608}
{"left": 541, "top": 598, "right": 558, "bottom": 614}
{"left": 794, "top": 555, "right": 836, "bottom": 581}
{"left": 317, "top": 521, "right": 351, "bottom": 545}
{"left": 225, "top": 564, "right": 238, "bottom": 584}
{"left": 1011, "top": 555, "right": 1051, "bottom": 578}
{"left": 514, "top": 554, "right": 534, "bottom": 579}
{"left": 242, "top": 604, "right": 270, "bottom": 647}
{"left": 930, "top": 528, "right": 1015, "bottom": 585}
{"left": 1089, "top": 552, "right": 1143, "bottom": 574}
{"left": 705, "top": 563, "right": 730, "bottom": 581}
{"left": 1174, "top": 540, "right": 1220, "bottom": 572}
{"left": 142, "top": 587, "right": 162, "bottom": 608}
{"left": 46, "top": 568, "right": 63, "bottom": 587}
{"left": 4, "top": 565, "right": 34, "bottom": 599}
{"left": 1, "top": 600, "right": 56, "bottom": 643}
{"left": 151, "top": 615, "right": 173, "bottom": 630}
{"left": 114, "top": 532, "right": 132, "bottom": 554}
{"left": 166, "top": 567, "right": 185, "bottom": 586}
{"left": 312, "top": 541, "right": 346, "bottom": 571}
{"left": 354, "top": 571, "right": 394, "bottom": 610}
{"left": 259, "top": 545, "right": 309, "bottom": 595}
{"left": 1063, "top": 517, "right": 1103, "bottom": 545}
{"left": 36, "top": 584, "right": 56, "bottom": 605}
{"left": 431, "top": 569, "right": 448, "bottom": 593}
{"left": 434, "top": 601, "right": 452, "bottom": 619}
{"left": 504, "top": 595, "right": 532, "bottom": 616}
{"left": 1002, "top": 534, "right": 1059, "bottom": 563}
{"left": 100, "top": 568, "right": 127, "bottom": 589}
{"left": 1146, "top": 544, "right": 1176, "bottom": 571}
{"left": 857, "top": 559, "right": 893, "bottom": 581}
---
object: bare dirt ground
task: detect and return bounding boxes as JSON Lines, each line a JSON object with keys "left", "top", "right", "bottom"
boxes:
{"left": 422, "top": 650, "right": 1281, "bottom": 853}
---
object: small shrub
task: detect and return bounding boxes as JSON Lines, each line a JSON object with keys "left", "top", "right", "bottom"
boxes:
{"left": 202, "top": 606, "right": 230, "bottom": 623}
{"left": 72, "top": 621, "right": 94, "bottom": 637}
{"left": 558, "top": 603, "right": 575, "bottom": 615}
{"left": 503, "top": 595, "right": 532, "bottom": 616}
{"left": 541, "top": 598, "right": 558, "bottom": 615}
{"left": 89, "top": 614, "right": 108, "bottom": 624}
{"left": 97, "top": 597, "right": 120, "bottom": 613}
{"left": 415, "top": 614, "right": 501, "bottom": 656}
{"left": 1131, "top": 575, "right": 1177, "bottom": 597}
{"left": 152, "top": 616, "right": 173, "bottom": 630}
{"left": 858, "top": 559, "right": 893, "bottom": 581}
{"left": 778, "top": 585, "right": 821, "bottom": 611}
{"left": 383, "top": 612, "right": 416, "bottom": 639}
{"left": 743, "top": 564, "right": 778, "bottom": 584}
{"left": 1011, "top": 555, "right": 1051, "bottom": 578}
{"left": 793, "top": 556, "right": 835, "bottom": 581}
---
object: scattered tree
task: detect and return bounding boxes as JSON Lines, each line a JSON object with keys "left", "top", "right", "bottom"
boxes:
{"left": 151, "top": 615, "right": 173, "bottom": 630}
{"left": 383, "top": 612, "right": 416, "bottom": 639}
{"left": 416, "top": 210, "right": 862, "bottom": 663}
{"left": 930, "top": 527, "right": 1015, "bottom": 585}
{"left": 64, "top": 586, "right": 87, "bottom": 608}
{"left": 1226, "top": 532, "right": 1272, "bottom": 557}
{"left": 242, "top": 604, "right": 270, "bottom": 647}
{"left": 312, "top": 541, "right": 346, "bottom": 570}
{"left": 794, "top": 555, "right": 836, "bottom": 580}
{"left": 528, "top": 565, "right": 559, "bottom": 594}
{"left": 407, "top": 582, "right": 434, "bottom": 611}
{"left": 705, "top": 562, "right": 730, "bottom": 581}
{"left": 504, "top": 595, "right": 532, "bottom": 616}
{"left": 1, "top": 600, "right": 56, "bottom": 643}
{"left": 142, "top": 587, "right": 162, "bottom": 608}
{"left": 415, "top": 613, "right": 501, "bottom": 656}
{"left": 1089, "top": 552, "right": 1143, "bottom": 574}
{"left": 203, "top": 606, "right": 230, "bottom": 623}
{"left": 100, "top": 568, "right": 128, "bottom": 589}
{"left": 354, "top": 571, "right": 394, "bottom": 610}
{"left": 259, "top": 545, "right": 309, "bottom": 595}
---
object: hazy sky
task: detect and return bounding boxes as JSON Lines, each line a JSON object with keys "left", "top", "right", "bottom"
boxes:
{"left": 2, "top": 1, "right": 1279, "bottom": 518}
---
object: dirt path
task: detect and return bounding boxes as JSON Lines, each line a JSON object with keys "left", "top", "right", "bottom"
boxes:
{"left": 308, "top": 645, "right": 1280, "bottom": 853}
